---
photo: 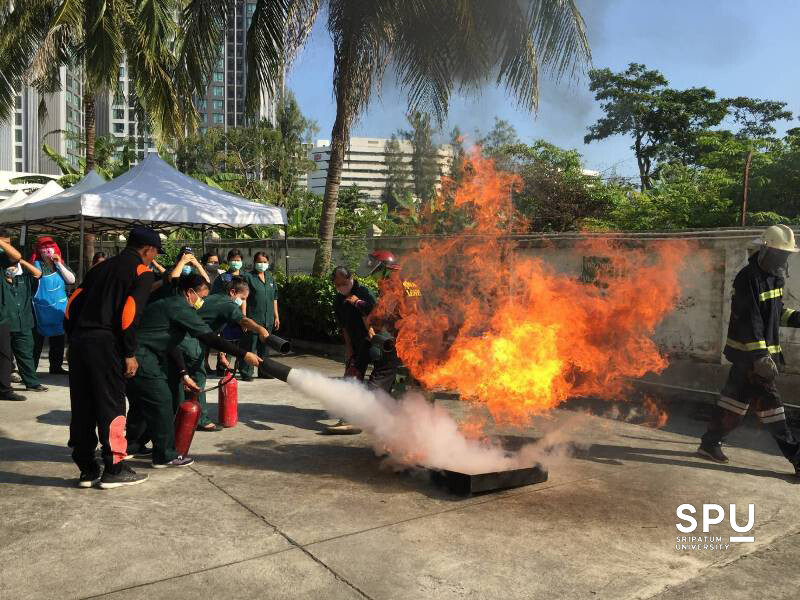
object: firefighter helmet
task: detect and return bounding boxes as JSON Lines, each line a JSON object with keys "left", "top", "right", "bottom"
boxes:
{"left": 367, "top": 250, "right": 400, "bottom": 275}
{"left": 760, "top": 225, "right": 799, "bottom": 253}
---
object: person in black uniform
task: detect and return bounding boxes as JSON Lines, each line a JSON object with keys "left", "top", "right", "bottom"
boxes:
{"left": 0, "top": 231, "right": 25, "bottom": 401}
{"left": 326, "top": 266, "right": 378, "bottom": 434}
{"left": 698, "top": 225, "right": 800, "bottom": 475}
{"left": 64, "top": 226, "right": 160, "bottom": 489}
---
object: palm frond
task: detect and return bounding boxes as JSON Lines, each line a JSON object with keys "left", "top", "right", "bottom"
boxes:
{"left": 244, "top": 0, "right": 290, "bottom": 115}
{"left": 0, "top": 0, "right": 54, "bottom": 120}
{"left": 83, "top": 0, "right": 125, "bottom": 92}
{"left": 175, "top": 0, "right": 227, "bottom": 95}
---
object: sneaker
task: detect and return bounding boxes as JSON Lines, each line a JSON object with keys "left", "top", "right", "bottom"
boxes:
{"left": 25, "top": 384, "right": 48, "bottom": 392}
{"left": 0, "top": 391, "right": 26, "bottom": 401}
{"left": 325, "top": 419, "right": 362, "bottom": 435}
{"left": 98, "top": 464, "right": 148, "bottom": 489}
{"left": 152, "top": 455, "right": 194, "bottom": 469}
{"left": 77, "top": 468, "right": 101, "bottom": 488}
{"left": 134, "top": 446, "right": 154, "bottom": 458}
{"left": 697, "top": 441, "right": 729, "bottom": 463}
{"left": 10, "top": 373, "right": 22, "bottom": 383}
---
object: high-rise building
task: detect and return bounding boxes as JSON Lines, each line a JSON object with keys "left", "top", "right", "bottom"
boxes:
{"left": 195, "top": 1, "right": 277, "bottom": 134}
{"left": 95, "top": 64, "right": 158, "bottom": 164}
{"left": 0, "top": 66, "right": 85, "bottom": 176}
{"left": 307, "top": 137, "right": 454, "bottom": 202}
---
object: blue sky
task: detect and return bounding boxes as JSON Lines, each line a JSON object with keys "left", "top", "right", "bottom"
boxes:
{"left": 286, "top": 0, "right": 800, "bottom": 179}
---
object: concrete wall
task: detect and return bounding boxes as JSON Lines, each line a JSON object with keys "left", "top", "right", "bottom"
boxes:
{"left": 97, "top": 228, "right": 800, "bottom": 378}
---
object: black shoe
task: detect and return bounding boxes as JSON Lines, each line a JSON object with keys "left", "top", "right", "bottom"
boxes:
{"left": 239, "top": 374, "right": 253, "bottom": 382}
{"left": 26, "top": 384, "right": 48, "bottom": 392}
{"left": 98, "top": 464, "right": 148, "bottom": 489}
{"left": 77, "top": 468, "right": 101, "bottom": 488}
{"left": 0, "top": 391, "right": 26, "bottom": 401}
{"left": 152, "top": 455, "right": 194, "bottom": 469}
{"left": 197, "top": 423, "right": 222, "bottom": 432}
{"left": 697, "top": 441, "right": 729, "bottom": 463}
{"left": 49, "top": 367, "right": 68, "bottom": 375}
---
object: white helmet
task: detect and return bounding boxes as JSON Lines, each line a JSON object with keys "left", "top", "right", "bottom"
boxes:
{"left": 758, "top": 225, "right": 799, "bottom": 253}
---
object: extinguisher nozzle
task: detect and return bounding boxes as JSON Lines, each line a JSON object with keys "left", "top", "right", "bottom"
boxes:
{"left": 259, "top": 357, "right": 292, "bottom": 382}
{"left": 265, "top": 334, "right": 291, "bottom": 354}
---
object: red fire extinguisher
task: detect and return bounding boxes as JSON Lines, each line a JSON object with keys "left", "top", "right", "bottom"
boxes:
{"left": 175, "top": 394, "right": 201, "bottom": 457}
{"left": 218, "top": 371, "right": 238, "bottom": 428}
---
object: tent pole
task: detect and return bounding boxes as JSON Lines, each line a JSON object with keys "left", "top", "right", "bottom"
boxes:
{"left": 78, "top": 215, "right": 85, "bottom": 281}
{"left": 283, "top": 226, "right": 289, "bottom": 276}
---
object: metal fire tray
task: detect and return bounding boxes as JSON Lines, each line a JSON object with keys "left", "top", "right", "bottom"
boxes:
{"left": 430, "top": 464, "right": 548, "bottom": 496}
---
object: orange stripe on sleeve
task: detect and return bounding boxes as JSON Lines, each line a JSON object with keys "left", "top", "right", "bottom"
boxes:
{"left": 136, "top": 264, "right": 150, "bottom": 276}
{"left": 65, "top": 287, "right": 82, "bottom": 320}
{"left": 121, "top": 296, "right": 136, "bottom": 330}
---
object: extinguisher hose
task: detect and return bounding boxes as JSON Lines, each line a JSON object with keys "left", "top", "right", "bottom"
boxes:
{"left": 201, "top": 367, "right": 237, "bottom": 394}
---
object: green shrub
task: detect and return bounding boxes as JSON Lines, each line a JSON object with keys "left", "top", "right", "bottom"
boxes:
{"left": 278, "top": 274, "right": 379, "bottom": 342}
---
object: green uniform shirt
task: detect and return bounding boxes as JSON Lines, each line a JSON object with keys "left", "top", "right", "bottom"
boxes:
{"left": 198, "top": 293, "right": 244, "bottom": 332}
{"left": 135, "top": 295, "right": 212, "bottom": 379}
{"left": 178, "top": 294, "right": 245, "bottom": 364}
{"left": 5, "top": 272, "right": 35, "bottom": 333}
{"left": 243, "top": 270, "right": 277, "bottom": 328}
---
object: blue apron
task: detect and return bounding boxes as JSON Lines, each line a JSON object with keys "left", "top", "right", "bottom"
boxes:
{"left": 32, "top": 265, "right": 67, "bottom": 337}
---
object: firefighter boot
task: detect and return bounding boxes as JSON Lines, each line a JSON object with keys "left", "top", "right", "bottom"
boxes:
{"left": 697, "top": 440, "right": 729, "bottom": 463}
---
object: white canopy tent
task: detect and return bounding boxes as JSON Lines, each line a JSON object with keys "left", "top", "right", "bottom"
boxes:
{"left": 0, "top": 155, "right": 289, "bottom": 276}
{"left": 0, "top": 180, "right": 64, "bottom": 213}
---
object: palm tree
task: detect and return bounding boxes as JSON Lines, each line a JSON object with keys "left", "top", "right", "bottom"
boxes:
{"left": 306, "top": 0, "right": 591, "bottom": 275}
{"left": 92, "top": 0, "right": 591, "bottom": 277}
{"left": 0, "top": 0, "right": 183, "bottom": 169}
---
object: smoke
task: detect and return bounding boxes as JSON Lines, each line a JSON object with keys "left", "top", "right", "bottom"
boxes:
{"left": 286, "top": 368, "right": 580, "bottom": 473}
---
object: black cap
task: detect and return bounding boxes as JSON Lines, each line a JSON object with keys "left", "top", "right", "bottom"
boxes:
{"left": 180, "top": 246, "right": 193, "bottom": 255}
{"left": 128, "top": 226, "right": 163, "bottom": 252}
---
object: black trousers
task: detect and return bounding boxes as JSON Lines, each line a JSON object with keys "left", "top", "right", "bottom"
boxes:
{"left": 0, "top": 323, "right": 13, "bottom": 396}
{"left": 67, "top": 331, "right": 128, "bottom": 473}
{"left": 703, "top": 362, "right": 800, "bottom": 461}
{"left": 33, "top": 330, "right": 65, "bottom": 371}
{"left": 348, "top": 343, "right": 400, "bottom": 394}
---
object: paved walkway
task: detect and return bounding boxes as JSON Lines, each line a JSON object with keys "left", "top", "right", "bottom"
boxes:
{"left": 1, "top": 355, "right": 798, "bottom": 599}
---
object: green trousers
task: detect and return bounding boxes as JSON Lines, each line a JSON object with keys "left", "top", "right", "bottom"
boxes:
{"left": 126, "top": 375, "right": 178, "bottom": 464}
{"left": 10, "top": 329, "right": 40, "bottom": 388}
{"left": 238, "top": 328, "right": 272, "bottom": 378}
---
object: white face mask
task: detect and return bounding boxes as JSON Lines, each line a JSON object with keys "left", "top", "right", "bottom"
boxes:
{"left": 5, "top": 264, "right": 22, "bottom": 278}
{"left": 255, "top": 262, "right": 269, "bottom": 272}
{"left": 233, "top": 296, "right": 245, "bottom": 307}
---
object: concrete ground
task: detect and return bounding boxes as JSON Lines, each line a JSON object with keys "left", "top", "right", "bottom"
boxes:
{"left": 1, "top": 353, "right": 799, "bottom": 600}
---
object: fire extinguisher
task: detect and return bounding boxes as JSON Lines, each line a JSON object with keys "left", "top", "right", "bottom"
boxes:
{"left": 174, "top": 393, "right": 201, "bottom": 457}
{"left": 218, "top": 370, "right": 238, "bottom": 428}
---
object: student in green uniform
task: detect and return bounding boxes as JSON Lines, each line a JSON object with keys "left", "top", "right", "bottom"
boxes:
{"left": 211, "top": 249, "right": 246, "bottom": 373}
{"left": 125, "top": 274, "right": 261, "bottom": 467}
{"left": 189, "top": 275, "right": 272, "bottom": 431}
{"left": 4, "top": 257, "right": 47, "bottom": 392}
{"left": 0, "top": 232, "right": 25, "bottom": 401}
{"left": 239, "top": 252, "right": 280, "bottom": 381}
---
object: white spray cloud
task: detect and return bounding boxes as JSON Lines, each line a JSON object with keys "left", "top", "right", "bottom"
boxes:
{"left": 286, "top": 368, "right": 582, "bottom": 473}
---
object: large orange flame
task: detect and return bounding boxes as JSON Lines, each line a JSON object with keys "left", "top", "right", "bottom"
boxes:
{"left": 373, "top": 151, "right": 690, "bottom": 425}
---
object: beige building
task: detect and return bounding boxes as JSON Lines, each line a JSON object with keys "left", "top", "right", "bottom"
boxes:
{"left": 307, "top": 137, "right": 454, "bottom": 201}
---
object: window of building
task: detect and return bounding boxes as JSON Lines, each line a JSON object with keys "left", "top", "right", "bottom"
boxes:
{"left": 15, "top": 161, "right": 23, "bottom": 172}
{"left": 213, "top": 113, "right": 224, "bottom": 124}
{"left": 114, "top": 109, "right": 125, "bottom": 120}
{"left": 246, "top": 3, "right": 256, "bottom": 15}
{"left": 212, "top": 100, "right": 224, "bottom": 110}
{"left": 15, "top": 146, "right": 22, "bottom": 159}
{"left": 213, "top": 72, "right": 224, "bottom": 82}
{"left": 15, "top": 129, "right": 22, "bottom": 142}
{"left": 114, "top": 123, "right": 125, "bottom": 134}
{"left": 119, "top": 66, "right": 125, "bottom": 79}
{"left": 15, "top": 96, "right": 22, "bottom": 109}
{"left": 197, "top": 99, "right": 207, "bottom": 110}
{"left": 198, "top": 112, "right": 207, "bottom": 122}
{"left": 14, "top": 113, "right": 21, "bottom": 126}
{"left": 213, "top": 86, "right": 224, "bottom": 97}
